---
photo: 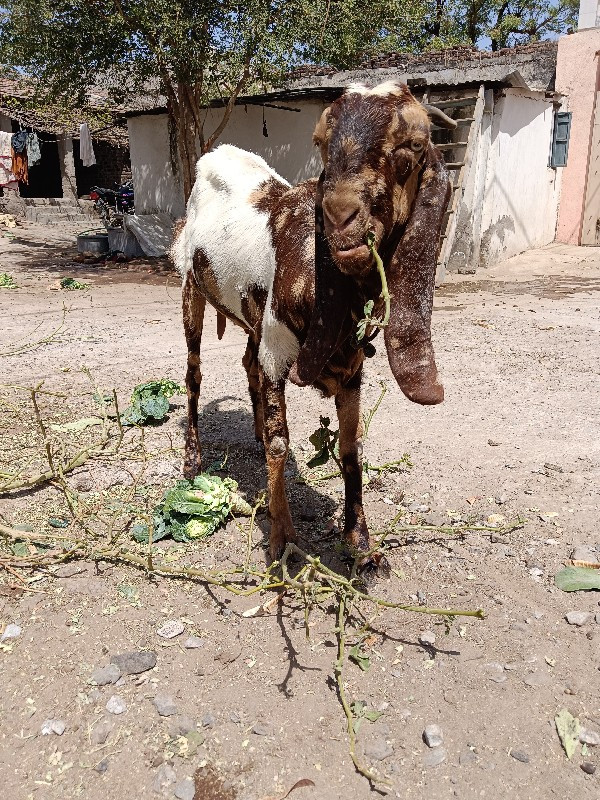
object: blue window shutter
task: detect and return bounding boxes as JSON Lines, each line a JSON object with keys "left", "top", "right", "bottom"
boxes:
{"left": 551, "top": 111, "right": 572, "bottom": 168}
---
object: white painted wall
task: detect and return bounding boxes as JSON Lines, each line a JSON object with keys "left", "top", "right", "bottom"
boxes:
{"left": 479, "top": 90, "right": 561, "bottom": 266}
{"left": 128, "top": 99, "right": 326, "bottom": 217}
{"left": 578, "top": 0, "right": 600, "bottom": 29}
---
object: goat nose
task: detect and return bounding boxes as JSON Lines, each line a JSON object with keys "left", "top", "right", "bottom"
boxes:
{"left": 322, "top": 196, "right": 360, "bottom": 231}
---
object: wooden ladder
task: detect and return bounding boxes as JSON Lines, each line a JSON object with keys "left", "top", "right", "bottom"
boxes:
{"left": 429, "top": 84, "right": 486, "bottom": 285}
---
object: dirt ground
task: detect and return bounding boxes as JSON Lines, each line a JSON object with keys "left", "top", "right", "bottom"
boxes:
{"left": 1, "top": 221, "right": 599, "bottom": 800}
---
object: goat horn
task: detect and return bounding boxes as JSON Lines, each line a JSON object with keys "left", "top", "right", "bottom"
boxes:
{"left": 424, "top": 104, "right": 457, "bottom": 129}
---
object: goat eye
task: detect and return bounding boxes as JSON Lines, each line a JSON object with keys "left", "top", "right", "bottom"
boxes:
{"left": 411, "top": 140, "right": 424, "bottom": 152}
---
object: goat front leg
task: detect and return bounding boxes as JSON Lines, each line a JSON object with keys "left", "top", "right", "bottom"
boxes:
{"left": 182, "top": 274, "right": 206, "bottom": 479}
{"left": 260, "top": 370, "right": 298, "bottom": 560}
{"left": 242, "top": 336, "right": 263, "bottom": 441}
{"left": 335, "top": 367, "right": 389, "bottom": 578}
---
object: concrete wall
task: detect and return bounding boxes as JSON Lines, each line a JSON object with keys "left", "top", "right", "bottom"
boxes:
{"left": 479, "top": 89, "right": 561, "bottom": 265}
{"left": 578, "top": 0, "right": 600, "bottom": 29}
{"left": 128, "top": 99, "right": 326, "bottom": 216}
{"left": 555, "top": 28, "right": 600, "bottom": 244}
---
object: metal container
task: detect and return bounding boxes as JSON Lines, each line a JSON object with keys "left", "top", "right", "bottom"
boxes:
{"left": 76, "top": 232, "right": 109, "bottom": 256}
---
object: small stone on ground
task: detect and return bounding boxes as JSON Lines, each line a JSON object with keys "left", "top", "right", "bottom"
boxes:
{"left": 153, "top": 694, "right": 177, "bottom": 717}
{"left": 156, "top": 619, "right": 185, "bottom": 639}
{"left": 423, "top": 747, "right": 447, "bottom": 767}
{"left": 91, "top": 663, "right": 122, "bottom": 686}
{"left": 41, "top": 719, "right": 66, "bottom": 736}
{"left": 565, "top": 611, "right": 591, "bottom": 626}
{"left": 423, "top": 724, "right": 444, "bottom": 748}
{"left": 174, "top": 777, "right": 195, "bottom": 800}
{"left": 510, "top": 749, "right": 530, "bottom": 763}
{"left": 364, "top": 736, "right": 394, "bottom": 761}
{"left": 106, "top": 695, "right": 127, "bottom": 715}
{"left": 110, "top": 651, "right": 157, "bottom": 675}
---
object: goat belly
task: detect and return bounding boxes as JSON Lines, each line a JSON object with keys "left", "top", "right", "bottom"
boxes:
{"left": 171, "top": 144, "right": 290, "bottom": 330}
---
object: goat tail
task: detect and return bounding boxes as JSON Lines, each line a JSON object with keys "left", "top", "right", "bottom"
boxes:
{"left": 217, "top": 312, "right": 226, "bottom": 340}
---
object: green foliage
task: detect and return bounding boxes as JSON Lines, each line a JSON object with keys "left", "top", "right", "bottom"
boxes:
{"left": 307, "top": 415, "right": 339, "bottom": 469}
{"left": 0, "top": 273, "right": 18, "bottom": 289}
{"left": 555, "top": 566, "right": 600, "bottom": 592}
{"left": 121, "top": 379, "right": 184, "bottom": 426}
{"left": 348, "top": 644, "right": 371, "bottom": 672}
{"left": 350, "top": 700, "right": 383, "bottom": 733}
{"left": 133, "top": 473, "right": 252, "bottom": 544}
{"left": 60, "top": 277, "right": 88, "bottom": 291}
{"left": 555, "top": 709, "right": 580, "bottom": 760}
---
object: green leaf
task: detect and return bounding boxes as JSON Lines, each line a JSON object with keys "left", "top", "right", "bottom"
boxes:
{"left": 48, "top": 517, "right": 69, "bottom": 528}
{"left": 306, "top": 448, "right": 330, "bottom": 469}
{"left": 363, "top": 299, "right": 374, "bottom": 317}
{"left": 348, "top": 645, "right": 370, "bottom": 672}
{"left": 555, "top": 709, "right": 580, "bottom": 759}
{"left": 60, "top": 276, "right": 88, "bottom": 290}
{"left": 0, "top": 272, "right": 18, "bottom": 289}
{"left": 308, "top": 428, "right": 328, "bottom": 452}
{"left": 11, "top": 541, "right": 29, "bottom": 556}
{"left": 554, "top": 566, "right": 600, "bottom": 592}
{"left": 363, "top": 709, "right": 383, "bottom": 722}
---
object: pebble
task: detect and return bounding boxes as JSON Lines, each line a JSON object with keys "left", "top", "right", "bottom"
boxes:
{"left": 153, "top": 695, "right": 177, "bottom": 717}
{"left": 510, "top": 750, "right": 530, "bottom": 763}
{"left": 419, "top": 631, "right": 436, "bottom": 647}
{"left": 581, "top": 762, "right": 597, "bottom": 775}
{"left": 106, "top": 695, "right": 127, "bottom": 715}
{"left": 523, "top": 672, "right": 549, "bottom": 688}
{"left": 423, "top": 747, "right": 447, "bottom": 767}
{"left": 364, "top": 736, "right": 394, "bottom": 761}
{"left": 169, "top": 716, "right": 196, "bottom": 737}
{"left": 423, "top": 724, "right": 444, "bottom": 748}
{"left": 459, "top": 750, "right": 477, "bottom": 765}
{"left": 41, "top": 719, "right": 66, "bottom": 736}
{"left": 252, "top": 722, "right": 275, "bottom": 736}
{"left": 0, "top": 623, "right": 21, "bottom": 642}
{"left": 580, "top": 730, "right": 600, "bottom": 747}
{"left": 156, "top": 620, "right": 185, "bottom": 639}
{"left": 90, "top": 718, "right": 113, "bottom": 745}
{"left": 184, "top": 636, "right": 204, "bottom": 649}
{"left": 55, "top": 563, "right": 87, "bottom": 578}
{"left": 484, "top": 662, "right": 507, "bottom": 683}
{"left": 229, "top": 711, "right": 242, "bottom": 724}
{"left": 408, "top": 502, "right": 430, "bottom": 513}
{"left": 111, "top": 650, "right": 157, "bottom": 675}
{"left": 214, "top": 643, "right": 242, "bottom": 664}
{"left": 94, "top": 759, "right": 109, "bottom": 774}
{"left": 174, "top": 777, "right": 195, "bottom": 800}
{"left": 153, "top": 763, "right": 177, "bottom": 794}
{"left": 565, "top": 611, "right": 591, "bottom": 627}
{"left": 201, "top": 712, "right": 216, "bottom": 728}
{"left": 571, "top": 546, "right": 600, "bottom": 564}
{"left": 529, "top": 568, "right": 544, "bottom": 579}
{"left": 91, "top": 663, "right": 122, "bottom": 686}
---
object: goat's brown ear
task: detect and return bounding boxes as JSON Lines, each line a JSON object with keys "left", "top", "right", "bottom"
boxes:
{"left": 288, "top": 174, "right": 353, "bottom": 387}
{"left": 312, "top": 106, "right": 332, "bottom": 165}
{"left": 384, "top": 145, "right": 450, "bottom": 405}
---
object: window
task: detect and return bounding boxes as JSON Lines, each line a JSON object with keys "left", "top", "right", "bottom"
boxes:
{"left": 550, "top": 111, "right": 572, "bottom": 168}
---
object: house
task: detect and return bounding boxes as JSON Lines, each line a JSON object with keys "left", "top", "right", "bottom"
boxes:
{"left": 0, "top": 75, "right": 130, "bottom": 226}
{"left": 125, "top": 28, "right": 600, "bottom": 277}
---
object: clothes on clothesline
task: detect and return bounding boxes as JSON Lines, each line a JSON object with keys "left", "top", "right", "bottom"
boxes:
{"left": 0, "top": 131, "right": 18, "bottom": 190}
{"left": 26, "top": 132, "right": 41, "bottom": 166}
{"left": 11, "top": 147, "right": 28, "bottom": 184}
{"left": 11, "top": 130, "right": 28, "bottom": 154}
{"left": 79, "top": 123, "right": 96, "bottom": 166}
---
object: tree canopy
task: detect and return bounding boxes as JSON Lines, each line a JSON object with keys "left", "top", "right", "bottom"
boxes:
{"left": 0, "top": 0, "right": 579, "bottom": 197}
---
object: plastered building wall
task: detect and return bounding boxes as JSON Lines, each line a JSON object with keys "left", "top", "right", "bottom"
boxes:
{"left": 479, "top": 89, "right": 561, "bottom": 265}
{"left": 128, "top": 100, "right": 326, "bottom": 216}
{"left": 555, "top": 29, "right": 600, "bottom": 244}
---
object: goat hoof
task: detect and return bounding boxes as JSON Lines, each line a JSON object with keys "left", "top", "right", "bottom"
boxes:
{"left": 268, "top": 524, "right": 298, "bottom": 563}
{"left": 357, "top": 552, "right": 391, "bottom": 583}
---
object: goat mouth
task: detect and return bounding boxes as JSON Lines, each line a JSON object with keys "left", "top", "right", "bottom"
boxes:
{"left": 333, "top": 243, "right": 370, "bottom": 262}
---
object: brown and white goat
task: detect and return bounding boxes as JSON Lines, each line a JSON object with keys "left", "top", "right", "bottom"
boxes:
{"left": 172, "top": 81, "right": 453, "bottom": 574}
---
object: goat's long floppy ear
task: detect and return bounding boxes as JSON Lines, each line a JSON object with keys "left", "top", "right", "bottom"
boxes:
{"left": 288, "top": 174, "right": 353, "bottom": 387}
{"left": 384, "top": 145, "right": 450, "bottom": 405}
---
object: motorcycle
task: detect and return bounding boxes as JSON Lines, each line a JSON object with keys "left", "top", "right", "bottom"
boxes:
{"left": 90, "top": 181, "right": 135, "bottom": 227}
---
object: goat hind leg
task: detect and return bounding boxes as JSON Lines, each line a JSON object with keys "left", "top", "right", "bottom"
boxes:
{"left": 260, "top": 371, "right": 298, "bottom": 560}
{"left": 182, "top": 274, "right": 206, "bottom": 479}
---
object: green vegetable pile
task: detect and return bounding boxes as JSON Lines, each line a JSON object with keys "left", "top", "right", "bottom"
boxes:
{"left": 133, "top": 474, "right": 252, "bottom": 543}
{"left": 0, "top": 272, "right": 18, "bottom": 289}
{"left": 60, "top": 276, "right": 89, "bottom": 290}
{"left": 121, "top": 379, "right": 184, "bottom": 426}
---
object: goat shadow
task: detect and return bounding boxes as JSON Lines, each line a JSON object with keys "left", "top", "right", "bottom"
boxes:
{"left": 178, "top": 395, "right": 353, "bottom": 573}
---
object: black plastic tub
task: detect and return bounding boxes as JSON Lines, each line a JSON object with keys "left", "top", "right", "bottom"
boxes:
{"left": 76, "top": 232, "right": 109, "bottom": 256}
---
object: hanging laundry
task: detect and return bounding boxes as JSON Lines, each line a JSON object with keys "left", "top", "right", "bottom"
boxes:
{"left": 79, "top": 123, "right": 96, "bottom": 167}
{"left": 26, "top": 132, "right": 41, "bottom": 167}
{"left": 11, "top": 130, "right": 28, "bottom": 154}
{"left": 11, "top": 146, "right": 28, "bottom": 184}
{"left": 0, "top": 131, "right": 18, "bottom": 190}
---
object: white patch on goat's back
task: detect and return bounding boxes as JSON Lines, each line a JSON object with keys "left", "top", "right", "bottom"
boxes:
{"left": 259, "top": 298, "right": 299, "bottom": 383}
{"left": 171, "top": 145, "right": 290, "bottom": 326}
